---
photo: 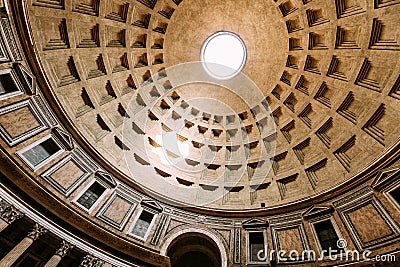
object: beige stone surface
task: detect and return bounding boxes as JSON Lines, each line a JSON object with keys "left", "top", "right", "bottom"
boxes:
{"left": 102, "top": 195, "right": 133, "bottom": 224}
{"left": 277, "top": 227, "right": 305, "bottom": 252}
{"left": 0, "top": 106, "right": 40, "bottom": 138}
{"left": 347, "top": 203, "right": 394, "bottom": 244}
{"left": 50, "top": 160, "right": 85, "bottom": 189}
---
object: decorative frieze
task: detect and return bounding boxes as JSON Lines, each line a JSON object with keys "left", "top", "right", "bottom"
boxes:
{"left": 80, "top": 254, "right": 104, "bottom": 267}
{"left": 55, "top": 240, "right": 74, "bottom": 257}
{"left": 27, "top": 223, "right": 48, "bottom": 241}
{"left": 0, "top": 198, "right": 24, "bottom": 224}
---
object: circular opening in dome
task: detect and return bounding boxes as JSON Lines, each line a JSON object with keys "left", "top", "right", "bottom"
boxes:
{"left": 201, "top": 32, "right": 246, "bottom": 80}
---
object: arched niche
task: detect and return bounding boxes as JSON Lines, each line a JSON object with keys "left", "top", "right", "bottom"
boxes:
{"left": 161, "top": 228, "right": 227, "bottom": 267}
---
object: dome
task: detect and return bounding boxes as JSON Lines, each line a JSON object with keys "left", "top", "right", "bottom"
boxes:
{"left": 0, "top": 0, "right": 399, "bottom": 266}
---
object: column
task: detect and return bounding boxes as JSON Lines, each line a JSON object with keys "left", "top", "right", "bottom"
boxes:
{"left": 43, "top": 240, "right": 74, "bottom": 267}
{"left": 80, "top": 254, "right": 105, "bottom": 267}
{"left": 0, "top": 198, "right": 24, "bottom": 232}
{"left": 0, "top": 223, "right": 47, "bottom": 267}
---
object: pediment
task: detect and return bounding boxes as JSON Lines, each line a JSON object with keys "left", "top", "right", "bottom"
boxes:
{"left": 95, "top": 170, "right": 117, "bottom": 188}
{"left": 52, "top": 127, "right": 74, "bottom": 151}
{"left": 141, "top": 199, "right": 163, "bottom": 212}
{"left": 242, "top": 218, "right": 268, "bottom": 229}
{"left": 302, "top": 205, "right": 333, "bottom": 219}
{"left": 372, "top": 167, "right": 400, "bottom": 191}
{"left": 14, "top": 63, "right": 36, "bottom": 95}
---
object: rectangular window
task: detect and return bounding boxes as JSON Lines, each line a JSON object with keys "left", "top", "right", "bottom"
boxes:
{"left": 248, "top": 232, "right": 265, "bottom": 263}
{"left": 389, "top": 186, "right": 400, "bottom": 206}
{"left": 76, "top": 182, "right": 106, "bottom": 210}
{"left": 17, "top": 136, "right": 63, "bottom": 171}
{"left": 314, "top": 220, "right": 343, "bottom": 254}
{"left": 0, "top": 69, "right": 22, "bottom": 99}
{"left": 130, "top": 210, "right": 155, "bottom": 240}
{"left": 22, "top": 138, "right": 60, "bottom": 167}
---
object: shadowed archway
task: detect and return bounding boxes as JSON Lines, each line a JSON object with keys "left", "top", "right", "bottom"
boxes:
{"left": 166, "top": 233, "right": 222, "bottom": 267}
